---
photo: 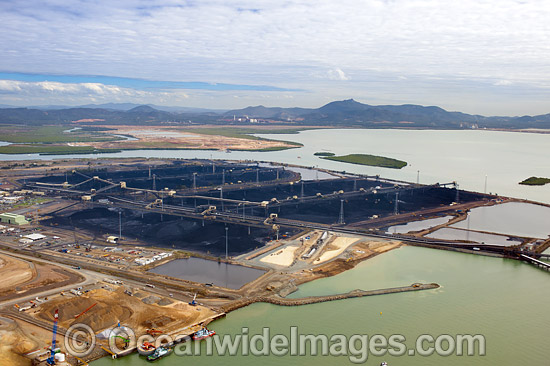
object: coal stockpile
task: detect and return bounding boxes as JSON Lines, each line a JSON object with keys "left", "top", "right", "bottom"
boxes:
{"left": 26, "top": 161, "right": 294, "bottom": 192}
{"left": 264, "top": 186, "right": 485, "bottom": 225}
{"left": 198, "top": 178, "right": 388, "bottom": 202}
{"left": 43, "top": 207, "right": 288, "bottom": 256}
{"left": 33, "top": 159, "right": 486, "bottom": 254}
{"left": 174, "top": 178, "right": 485, "bottom": 226}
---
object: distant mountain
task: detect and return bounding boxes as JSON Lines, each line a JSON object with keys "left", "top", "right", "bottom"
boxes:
{"left": 128, "top": 105, "right": 158, "bottom": 113}
{"left": 0, "top": 102, "right": 226, "bottom": 113}
{"left": 79, "top": 103, "right": 146, "bottom": 111}
{"left": 224, "top": 105, "right": 313, "bottom": 119}
{"left": 0, "top": 99, "right": 549, "bottom": 129}
{"left": 226, "top": 99, "right": 483, "bottom": 127}
{"left": 79, "top": 103, "right": 226, "bottom": 113}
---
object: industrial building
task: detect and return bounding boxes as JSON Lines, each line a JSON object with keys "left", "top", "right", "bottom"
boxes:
{"left": 0, "top": 212, "right": 27, "bottom": 225}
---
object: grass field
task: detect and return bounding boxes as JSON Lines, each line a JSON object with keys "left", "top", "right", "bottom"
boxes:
{"left": 519, "top": 177, "right": 550, "bottom": 186}
{"left": 321, "top": 153, "right": 407, "bottom": 169}
{"left": 0, "top": 126, "right": 117, "bottom": 143}
{"left": 0, "top": 125, "right": 306, "bottom": 154}
{"left": 0, "top": 144, "right": 121, "bottom": 155}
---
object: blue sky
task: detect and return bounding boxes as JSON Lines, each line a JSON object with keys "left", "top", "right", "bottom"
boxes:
{"left": 0, "top": 72, "right": 294, "bottom": 91}
{"left": 1, "top": 0, "right": 550, "bottom": 115}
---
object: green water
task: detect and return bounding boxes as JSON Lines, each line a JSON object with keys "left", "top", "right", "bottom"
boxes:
{"left": 93, "top": 246, "right": 550, "bottom": 365}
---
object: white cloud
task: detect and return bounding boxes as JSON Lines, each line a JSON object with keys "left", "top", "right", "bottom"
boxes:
{"left": 327, "top": 68, "right": 350, "bottom": 81}
{"left": 0, "top": 80, "right": 189, "bottom": 105}
{"left": 494, "top": 80, "right": 513, "bottom": 86}
{"left": 1, "top": 0, "right": 550, "bottom": 114}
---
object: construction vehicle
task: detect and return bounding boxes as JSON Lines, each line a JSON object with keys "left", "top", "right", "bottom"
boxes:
{"left": 46, "top": 309, "right": 59, "bottom": 365}
{"left": 146, "top": 328, "right": 163, "bottom": 336}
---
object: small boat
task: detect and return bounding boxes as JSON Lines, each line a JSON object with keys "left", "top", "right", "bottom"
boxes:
{"left": 192, "top": 327, "right": 216, "bottom": 341}
{"left": 146, "top": 346, "right": 172, "bottom": 361}
{"left": 137, "top": 341, "right": 156, "bottom": 356}
{"left": 380, "top": 362, "right": 388, "bottom": 366}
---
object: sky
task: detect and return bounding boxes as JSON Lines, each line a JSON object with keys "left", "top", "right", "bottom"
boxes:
{"left": 1, "top": 0, "right": 550, "bottom": 116}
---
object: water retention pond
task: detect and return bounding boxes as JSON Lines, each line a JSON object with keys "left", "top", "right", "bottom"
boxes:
{"left": 148, "top": 257, "right": 266, "bottom": 290}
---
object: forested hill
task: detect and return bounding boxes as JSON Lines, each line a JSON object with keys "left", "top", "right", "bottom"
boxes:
{"left": 1, "top": 99, "right": 549, "bottom": 129}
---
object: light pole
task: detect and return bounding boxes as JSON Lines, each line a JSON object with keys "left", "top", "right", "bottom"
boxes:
{"left": 118, "top": 210, "right": 122, "bottom": 240}
{"left": 225, "top": 226, "right": 229, "bottom": 259}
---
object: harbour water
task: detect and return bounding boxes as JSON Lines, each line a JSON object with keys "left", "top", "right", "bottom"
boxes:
{"left": 93, "top": 246, "right": 550, "bottom": 365}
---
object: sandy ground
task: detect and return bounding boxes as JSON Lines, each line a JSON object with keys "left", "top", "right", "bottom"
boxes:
{"left": 35, "top": 286, "right": 216, "bottom": 336}
{"left": 315, "top": 236, "right": 360, "bottom": 264}
{"left": 298, "top": 240, "right": 403, "bottom": 282}
{"left": 0, "top": 317, "right": 49, "bottom": 366}
{"left": 73, "top": 125, "right": 297, "bottom": 151}
{"left": 0, "top": 254, "right": 35, "bottom": 293}
{"left": 260, "top": 245, "right": 300, "bottom": 267}
{"left": 0, "top": 259, "right": 78, "bottom": 301}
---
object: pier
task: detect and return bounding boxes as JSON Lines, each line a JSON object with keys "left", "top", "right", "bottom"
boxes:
{"left": 520, "top": 254, "right": 550, "bottom": 271}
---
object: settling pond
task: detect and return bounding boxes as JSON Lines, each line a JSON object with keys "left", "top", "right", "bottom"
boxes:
{"left": 148, "top": 257, "right": 266, "bottom": 289}
{"left": 385, "top": 216, "right": 453, "bottom": 234}
{"left": 451, "top": 201, "right": 550, "bottom": 239}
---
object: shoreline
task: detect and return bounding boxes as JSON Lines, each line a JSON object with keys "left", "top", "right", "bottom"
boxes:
{"left": 2, "top": 125, "right": 550, "bottom": 157}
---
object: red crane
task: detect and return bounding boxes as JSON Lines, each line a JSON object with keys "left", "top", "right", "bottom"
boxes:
{"left": 74, "top": 303, "right": 97, "bottom": 319}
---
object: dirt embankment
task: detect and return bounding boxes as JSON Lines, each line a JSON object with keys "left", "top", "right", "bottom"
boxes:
{"left": 0, "top": 317, "right": 43, "bottom": 366}
{"left": 298, "top": 240, "right": 402, "bottom": 282}
{"left": 74, "top": 125, "right": 298, "bottom": 151}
